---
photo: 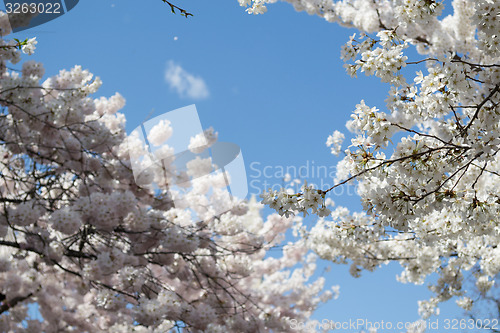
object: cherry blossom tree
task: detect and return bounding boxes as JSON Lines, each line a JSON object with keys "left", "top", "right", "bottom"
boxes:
{"left": 0, "top": 13, "right": 335, "bottom": 332}
{"left": 242, "top": 0, "right": 500, "bottom": 321}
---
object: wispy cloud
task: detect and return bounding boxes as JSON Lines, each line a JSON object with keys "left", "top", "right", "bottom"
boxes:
{"left": 165, "top": 61, "right": 209, "bottom": 100}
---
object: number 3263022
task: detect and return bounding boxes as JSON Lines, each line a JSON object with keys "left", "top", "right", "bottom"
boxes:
{"left": 6, "top": 2, "right": 62, "bottom": 14}
{"left": 444, "top": 318, "right": 499, "bottom": 330}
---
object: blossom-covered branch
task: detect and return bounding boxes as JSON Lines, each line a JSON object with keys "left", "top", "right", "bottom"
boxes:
{"left": 241, "top": 0, "right": 500, "bottom": 320}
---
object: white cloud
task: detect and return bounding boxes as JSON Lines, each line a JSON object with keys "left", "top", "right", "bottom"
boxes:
{"left": 165, "top": 61, "right": 209, "bottom": 100}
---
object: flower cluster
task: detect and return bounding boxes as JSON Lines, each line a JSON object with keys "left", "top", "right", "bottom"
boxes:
{"left": 473, "top": 0, "right": 500, "bottom": 57}
{"left": 21, "top": 37, "right": 37, "bottom": 55}
{"left": 341, "top": 32, "right": 409, "bottom": 85}
{"left": 261, "top": 181, "right": 332, "bottom": 218}
{"left": 326, "top": 130, "right": 345, "bottom": 156}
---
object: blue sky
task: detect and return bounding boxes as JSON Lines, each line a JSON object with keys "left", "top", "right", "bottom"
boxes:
{"left": 6, "top": 0, "right": 468, "bottom": 330}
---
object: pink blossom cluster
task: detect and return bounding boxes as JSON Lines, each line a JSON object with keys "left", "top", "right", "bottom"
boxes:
{"left": 0, "top": 18, "right": 335, "bottom": 332}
